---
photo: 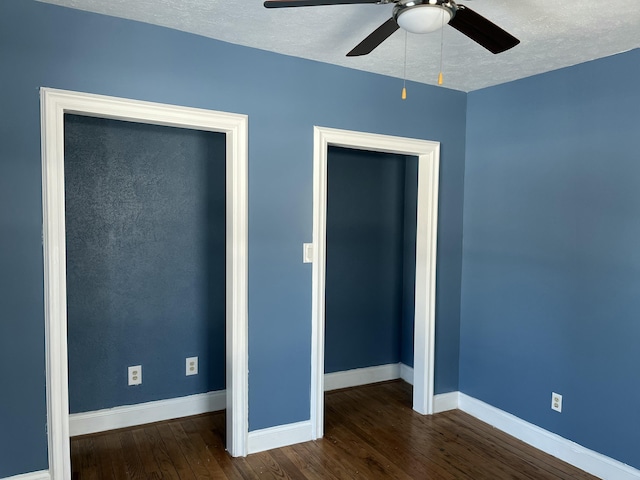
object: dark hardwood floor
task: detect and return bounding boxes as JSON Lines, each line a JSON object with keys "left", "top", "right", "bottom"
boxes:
{"left": 71, "top": 380, "right": 597, "bottom": 479}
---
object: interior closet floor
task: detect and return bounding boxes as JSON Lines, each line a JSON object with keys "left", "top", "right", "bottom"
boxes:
{"left": 71, "top": 380, "right": 597, "bottom": 479}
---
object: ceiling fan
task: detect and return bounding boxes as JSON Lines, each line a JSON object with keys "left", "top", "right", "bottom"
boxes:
{"left": 263, "top": 0, "right": 520, "bottom": 57}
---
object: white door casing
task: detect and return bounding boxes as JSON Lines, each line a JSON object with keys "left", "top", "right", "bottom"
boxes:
{"left": 311, "top": 126, "right": 440, "bottom": 439}
{"left": 41, "top": 88, "right": 249, "bottom": 479}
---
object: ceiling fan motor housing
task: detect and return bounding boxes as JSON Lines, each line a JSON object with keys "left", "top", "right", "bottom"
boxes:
{"left": 393, "top": 0, "right": 458, "bottom": 34}
{"left": 263, "top": 0, "right": 519, "bottom": 57}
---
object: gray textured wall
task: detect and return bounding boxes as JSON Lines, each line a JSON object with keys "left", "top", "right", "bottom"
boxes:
{"left": 325, "top": 146, "right": 416, "bottom": 373}
{"left": 64, "top": 114, "right": 226, "bottom": 413}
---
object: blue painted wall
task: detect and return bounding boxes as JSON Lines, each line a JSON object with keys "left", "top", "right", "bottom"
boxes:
{"left": 460, "top": 49, "right": 640, "bottom": 469}
{"left": 0, "top": 1, "right": 465, "bottom": 476}
{"left": 401, "top": 157, "right": 419, "bottom": 367}
{"left": 325, "top": 147, "right": 416, "bottom": 373}
{"left": 64, "top": 115, "right": 226, "bottom": 413}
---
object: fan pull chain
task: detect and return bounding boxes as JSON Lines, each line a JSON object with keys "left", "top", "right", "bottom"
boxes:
{"left": 438, "top": 7, "right": 445, "bottom": 85}
{"left": 402, "top": 30, "right": 408, "bottom": 100}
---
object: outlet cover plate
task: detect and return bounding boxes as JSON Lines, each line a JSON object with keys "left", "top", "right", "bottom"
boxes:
{"left": 128, "top": 365, "right": 142, "bottom": 386}
{"left": 186, "top": 356, "right": 198, "bottom": 376}
{"left": 552, "top": 392, "right": 562, "bottom": 412}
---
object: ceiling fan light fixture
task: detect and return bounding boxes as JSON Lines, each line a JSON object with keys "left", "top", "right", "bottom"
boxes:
{"left": 395, "top": 1, "right": 454, "bottom": 35}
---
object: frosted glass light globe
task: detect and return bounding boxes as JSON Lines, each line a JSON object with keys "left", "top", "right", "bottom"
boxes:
{"left": 396, "top": 5, "right": 452, "bottom": 34}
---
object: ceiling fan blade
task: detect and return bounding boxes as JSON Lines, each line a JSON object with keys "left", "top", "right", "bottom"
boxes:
{"left": 449, "top": 4, "right": 519, "bottom": 54}
{"left": 347, "top": 18, "right": 399, "bottom": 57}
{"left": 264, "top": 0, "right": 379, "bottom": 8}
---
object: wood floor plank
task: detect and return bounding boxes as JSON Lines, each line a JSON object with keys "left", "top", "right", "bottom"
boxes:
{"left": 92, "top": 434, "right": 117, "bottom": 480}
{"left": 169, "top": 421, "right": 215, "bottom": 479}
{"left": 325, "top": 401, "right": 463, "bottom": 480}
{"left": 259, "top": 450, "right": 304, "bottom": 479}
{"left": 264, "top": 449, "right": 309, "bottom": 480}
{"left": 437, "top": 411, "right": 568, "bottom": 479}
{"left": 275, "top": 445, "right": 339, "bottom": 480}
{"left": 327, "top": 388, "right": 474, "bottom": 479}
{"left": 103, "top": 429, "right": 130, "bottom": 480}
{"left": 340, "top": 384, "right": 562, "bottom": 480}
{"left": 117, "top": 430, "right": 148, "bottom": 479}
{"left": 342, "top": 381, "right": 594, "bottom": 480}
{"left": 369, "top": 382, "right": 555, "bottom": 478}
{"left": 156, "top": 421, "right": 198, "bottom": 479}
{"left": 179, "top": 417, "right": 233, "bottom": 480}
{"left": 444, "top": 410, "right": 596, "bottom": 479}
{"left": 287, "top": 441, "right": 351, "bottom": 480}
{"left": 142, "top": 423, "right": 182, "bottom": 479}
{"left": 348, "top": 384, "right": 546, "bottom": 479}
{"left": 191, "top": 414, "right": 259, "bottom": 480}
{"left": 130, "top": 426, "right": 162, "bottom": 478}
{"left": 70, "top": 437, "right": 82, "bottom": 480}
{"left": 72, "top": 438, "right": 100, "bottom": 480}
{"left": 244, "top": 450, "right": 295, "bottom": 479}
{"left": 323, "top": 416, "right": 416, "bottom": 479}
{"left": 71, "top": 381, "right": 599, "bottom": 480}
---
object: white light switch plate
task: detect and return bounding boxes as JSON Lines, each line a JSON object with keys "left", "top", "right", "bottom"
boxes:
{"left": 303, "top": 243, "right": 313, "bottom": 263}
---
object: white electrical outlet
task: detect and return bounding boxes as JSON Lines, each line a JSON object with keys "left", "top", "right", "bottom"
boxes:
{"left": 552, "top": 392, "right": 562, "bottom": 412}
{"left": 128, "top": 365, "right": 142, "bottom": 386}
{"left": 186, "top": 356, "right": 198, "bottom": 376}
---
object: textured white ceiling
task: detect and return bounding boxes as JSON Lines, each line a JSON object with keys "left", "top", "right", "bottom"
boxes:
{"left": 38, "top": 0, "right": 640, "bottom": 92}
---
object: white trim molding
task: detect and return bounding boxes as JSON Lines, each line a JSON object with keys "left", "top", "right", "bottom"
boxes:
{"left": 321, "top": 364, "right": 639, "bottom": 478}
{"left": 459, "top": 394, "right": 640, "bottom": 480}
{"left": 69, "top": 390, "right": 226, "bottom": 437}
{"left": 433, "top": 391, "right": 460, "bottom": 413}
{"left": 247, "top": 421, "right": 314, "bottom": 455}
{"left": 41, "top": 88, "right": 249, "bottom": 479}
{"left": 311, "top": 126, "right": 440, "bottom": 440}
{"left": 400, "top": 362, "right": 414, "bottom": 385}
{"left": 1, "top": 472, "right": 50, "bottom": 480}
{"left": 324, "top": 364, "right": 402, "bottom": 391}
{"left": 323, "top": 363, "right": 457, "bottom": 414}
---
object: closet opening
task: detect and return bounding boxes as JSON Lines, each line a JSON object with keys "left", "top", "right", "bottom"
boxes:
{"left": 41, "top": 89, "right": 248, "bottom": 479}
{"left": 310, "top": 126, "right": 440, "bottom": 439}
{"left": 324, "top": 146, "right": 418, "bottom": 395}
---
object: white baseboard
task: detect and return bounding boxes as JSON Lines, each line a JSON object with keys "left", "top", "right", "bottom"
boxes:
{"left": 247, "top": 420, "right": 313, "bottom": 454}
{"left": 400, "top": 363, "right": 414, "bottom": 385}
{"left": 324, "top": 363, "right": 402, "bottom": 391}
{"left": 433, "top": 391, "right": 459, "bottom": 413}
{"left": 61, "top": 375, "right": 640, "bottom": 479}
{"left": 323, "top": 370, "right": 640, "bottom": 479}
{"left": 1, "top": 471, "right": 50, "bottom": 480}
{"left": 323, "top": 363, "right": 456, "bottom": 414}
{"left": 459, "top": 393, "right": 640, "bottom": 480}
{"left": 69, "top": 390, "right": 226, "bottom": 436}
